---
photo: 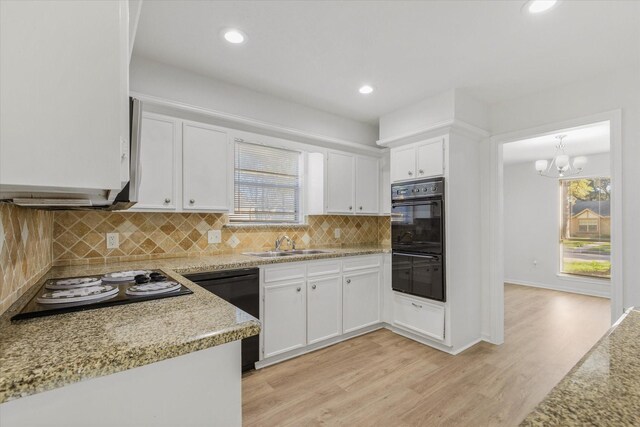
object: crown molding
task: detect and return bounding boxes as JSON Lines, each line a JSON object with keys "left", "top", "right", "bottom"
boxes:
{"left": 376, "top": 119, "right": 490, "bottom": 148}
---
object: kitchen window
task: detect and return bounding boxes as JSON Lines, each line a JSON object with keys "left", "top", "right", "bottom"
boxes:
{"left": 230, "top": 141, "right": 302, "bottom": 224}
{"left": 559, "top": 177, "right": 611, "bottom": 279}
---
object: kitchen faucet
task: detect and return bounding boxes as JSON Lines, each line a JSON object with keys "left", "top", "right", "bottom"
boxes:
{"left": 274, "top": 235, "right": 295, "bottom": 251}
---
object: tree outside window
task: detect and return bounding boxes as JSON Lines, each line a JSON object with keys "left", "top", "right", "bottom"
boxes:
{"left": 560, "top": 177, "right": 611, "bottom": 279}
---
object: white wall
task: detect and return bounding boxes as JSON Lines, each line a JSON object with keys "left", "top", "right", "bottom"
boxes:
{"left": 504, "top": 153, "right": 611, "bottom": 297}
{"left": 490, "top": 66, "right": 639, "bottom": 310}
{"left": 378, "top": 89, "right": 489, "bottom": 142}
{"left": 130, "top": 56, "right": 378, "bottom": 147}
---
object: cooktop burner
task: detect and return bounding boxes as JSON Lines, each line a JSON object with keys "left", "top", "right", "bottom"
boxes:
{"left": 126, "top": 281, "right": 181, "bottom": 296}
{"left": 12, "top": 269, "right": 193, "bottom": 321}
{"left": 45, "top": 277, "right": 103, "bottom": 290}
{"left": 37, "top": 285, "right": 119, "bottom": 304}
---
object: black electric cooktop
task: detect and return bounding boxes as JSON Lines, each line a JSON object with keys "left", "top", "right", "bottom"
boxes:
{"left": 11, "top": 269, "right": 193, "bottom": 321}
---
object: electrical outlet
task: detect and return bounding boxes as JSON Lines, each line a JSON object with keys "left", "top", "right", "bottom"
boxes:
{"left": 208, "top": 230, "right": 221, "bottom": 244}
{"left": 106, "top": 233, "right": 119, "bottom": 249}
{"left": 334, "top": 228, "right": 341, "bottom": 239}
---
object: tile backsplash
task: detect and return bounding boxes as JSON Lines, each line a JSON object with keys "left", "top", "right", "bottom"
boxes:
{"left": 0, "top": 204, "right": 53, "bottom": 314}
{"left": 53, "top": 212, "right": 391, "bottom": 266}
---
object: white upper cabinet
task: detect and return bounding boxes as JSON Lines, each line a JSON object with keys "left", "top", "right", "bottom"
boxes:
{"left": 0, "top": 0, "right": 129, "bottom": 195}
{"left": 390, "top": 146, "right": 417, "bottom": 183}
{"left": 390, "top": 138, "right": 444, "bottom": 183}
{"left": 326, "top": 151, "right": 355, "bottom": 214}
{"left": 325, "top": 151, "right": 380, "bottom": 215}
{"left": 355, "top": 156, "right": 380, "bottom": 214}
{"left": 416, "top": 139, "right": 444, "bottom": 178}
{"left": 134, "top": 117, "right": 231, "bottom": 213}
{"left": 136, "top": 114, "right": 179, "bottom": 210}
{"left": 182, "top": 123, "right": 230, "bottom": 211}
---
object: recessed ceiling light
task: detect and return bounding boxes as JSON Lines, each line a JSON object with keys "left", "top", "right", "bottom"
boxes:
{"left": 223, "top": 29, "right": 246, "bottom": 44}
{"left": 359, "top": 85, "right": 374, "bottom": 95}
{"left": 523, "top": 0, "right": 558, "bottom": 14}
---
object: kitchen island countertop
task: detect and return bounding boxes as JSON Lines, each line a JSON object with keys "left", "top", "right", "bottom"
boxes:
{"left": 521, "top": 309, "right": 640, "bottom": 426}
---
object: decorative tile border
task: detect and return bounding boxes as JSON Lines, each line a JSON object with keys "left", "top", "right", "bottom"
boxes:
{"left": 0, "top": 203, "right": 53, "bottom": 314}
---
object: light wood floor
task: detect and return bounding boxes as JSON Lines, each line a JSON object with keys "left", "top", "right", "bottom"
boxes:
{"left": 243, "top": 284, "right": 610, "bottom": 426}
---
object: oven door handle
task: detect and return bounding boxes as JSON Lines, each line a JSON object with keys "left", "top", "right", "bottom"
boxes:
{"left": 393, "top": 252, "right": 439, "bottom": 260}
{"left": 392, "top": 200, "right": 440, "bottom": 207}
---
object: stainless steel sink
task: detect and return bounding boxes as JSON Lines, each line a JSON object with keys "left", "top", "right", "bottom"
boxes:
{"left": 243, "top": 249, "right": 332, "bottom": 258}
{"left": 242, "top": 251, "right": 296, "bottom": 258}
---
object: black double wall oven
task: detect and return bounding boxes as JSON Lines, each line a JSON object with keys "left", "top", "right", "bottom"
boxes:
{"left": 391, "top": 178, "right": 445, "bottom": 302}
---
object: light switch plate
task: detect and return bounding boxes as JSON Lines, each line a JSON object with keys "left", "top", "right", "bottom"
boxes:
{"left": 208, "top": 230, "right": 222, "bottom": 244}
{"left": 334, "top": 228, "right": 341, "bottom": 239}
{"left": 106, "top": 233, "right": 119, "bottom": 249}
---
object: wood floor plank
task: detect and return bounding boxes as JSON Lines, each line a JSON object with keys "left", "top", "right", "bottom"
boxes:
{"left": 243, "top": 284, "right": 610, "bottom": 426}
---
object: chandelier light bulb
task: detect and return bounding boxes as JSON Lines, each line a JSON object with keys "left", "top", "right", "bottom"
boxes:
{"left": 555, "top": 154, "right": 570, "bottom": 170}
{"left": 535, "top": 160, "right": 548, "bottom": 173}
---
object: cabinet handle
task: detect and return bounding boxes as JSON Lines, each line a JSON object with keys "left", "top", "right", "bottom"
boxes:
{"left": 164, "top": 198, "right": 171, "bottom": 204}
{"left": 189, "top": 199, "right": 195, "bottom": 205}
{"left": 359, "top": 206, "right": 363, "bottom": 210}
{"left": 296, "top": 287, "right": 301, "bottom": 292}
{"left": 346, "top": 279, "right": 351, "bottom": 284}
{"left": 419, "top": 169, "right": 424, "bottom": 175}
{"left": 411, "top": 302, "right": 423, "bottom": 309}
{"left": 311, "top": 284, "right": 317, "bottom": 290}
{"left": 348, "top": 206, "right": 353, "bottom": 210}
{"left": 408, "top": 171, "right": 413, "bottom": 176}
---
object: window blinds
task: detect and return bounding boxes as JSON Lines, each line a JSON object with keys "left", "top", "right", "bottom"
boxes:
{"left": 230, "top": 142, "right": 301, "bottom": 223}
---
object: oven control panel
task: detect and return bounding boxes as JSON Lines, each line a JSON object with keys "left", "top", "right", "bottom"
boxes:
{"left": 392, "top": 178, "right": 444, "bottom": 201}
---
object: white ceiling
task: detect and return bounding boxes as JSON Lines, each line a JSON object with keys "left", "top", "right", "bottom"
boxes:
{"left": 133, "top": 1, "right": 640, "bottom": 124}
{"left": 502, "top": 121, "right": 610, "bottom": 165}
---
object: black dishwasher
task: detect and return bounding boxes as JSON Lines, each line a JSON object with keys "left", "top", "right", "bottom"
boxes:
{"left": 185, "top": 268, "right": 259, "bottom": 372}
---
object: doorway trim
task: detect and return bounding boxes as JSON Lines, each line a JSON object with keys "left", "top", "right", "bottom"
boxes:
{"left": 487, "top": 109, "right": 623, "bottom": 344}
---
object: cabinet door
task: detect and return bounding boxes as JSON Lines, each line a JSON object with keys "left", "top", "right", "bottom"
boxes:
{"left": 307, "top": 275, "right": 342, "bottom": 344}
{"left": 136, "top": 114, "right": 178, "bottom": 210}
{"left": 343, "top": 270, "right": 381, "bottom": 333}
{"left": 390, "top": 146, "right": 417, "bottom": 182}
{"left": 264, "top": 281, "right": 307, "bottom": 358}
{"left": 182, "top": 123, "right": 230, "bottom": 211}
{"left": 326, "top": 151, "right": 355, "bottom": 214}
{"left": 355, "top": 156, "right": 379, "bottom": 214}
{"left": 0, "top": 1, "right": 127, "bottom": 193}
{"left": 416, "top": 139, "right": 444, "bottom": 178}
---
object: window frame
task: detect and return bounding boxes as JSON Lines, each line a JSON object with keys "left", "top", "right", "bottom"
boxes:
{"left": 558, "top": 176, "right": 611, "bottom": 280}
{"left": 229, "top": 136, "right": 307, "bottom": 225}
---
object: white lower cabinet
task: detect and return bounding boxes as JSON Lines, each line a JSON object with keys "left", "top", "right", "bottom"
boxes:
{"left": 343, "top": 270, "right": 381, "bottom": 333}
{"left": 392, "top": 293, "right": 445, "bottom": 341}
{"left": 263, "top": 280, "right": 307, "bottom": 358}
{"left": 307, "top": 275, "right": 342, "bottom": 344}
{"left": 260, "top": 256, "right": 383, "bottom": 364}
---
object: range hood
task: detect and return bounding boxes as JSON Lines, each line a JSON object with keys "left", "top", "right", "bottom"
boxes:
{"left": 1, "top": 98, "right": 142, "bottom": 211}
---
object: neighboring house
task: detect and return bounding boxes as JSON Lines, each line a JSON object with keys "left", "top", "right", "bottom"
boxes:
{"left": 570, "top": 200, "right": 611, "bottom": 238}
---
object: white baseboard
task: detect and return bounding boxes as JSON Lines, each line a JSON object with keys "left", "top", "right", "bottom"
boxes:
{"left": 257, "top": 323, "right": 486, "bottom": 370}
{"left": 505, "top": 278, "right": 610, "bottom": 299}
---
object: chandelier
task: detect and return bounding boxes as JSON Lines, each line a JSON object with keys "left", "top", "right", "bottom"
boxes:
{"left": 534, "top": 135, "right": 587, "bottom": 178}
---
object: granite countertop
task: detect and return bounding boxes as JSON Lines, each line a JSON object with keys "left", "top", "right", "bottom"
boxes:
{"left": 0, "top": 246, "right": 388, "bottom": 404}
{"left": 521, "top": 309, "right": 640, "bottom": 426}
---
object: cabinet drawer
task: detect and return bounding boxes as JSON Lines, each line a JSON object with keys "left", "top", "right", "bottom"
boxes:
{"left": 393, "top": 294, "right": 445, "bottom": 341}
{"left": 343, "top": 255, "right": 381, "bottom": 272}
{"left": 263, "top": 263, "right": 306, "bottom": 284}
{"left": 307, "top": 260, "right": 341, "bottom": 278}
